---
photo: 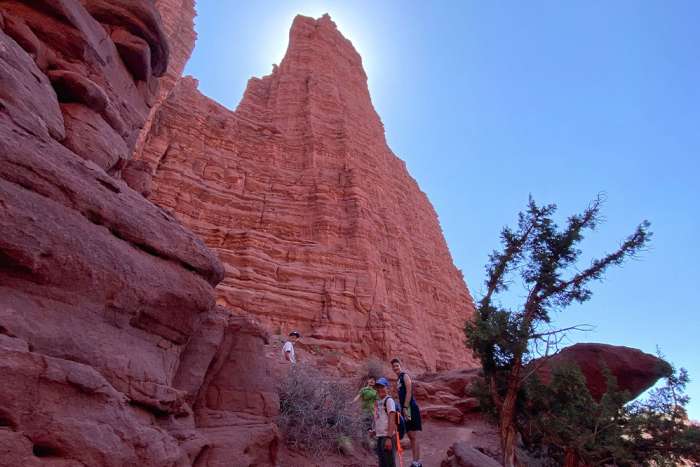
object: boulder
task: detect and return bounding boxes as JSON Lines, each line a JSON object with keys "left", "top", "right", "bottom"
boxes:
{"left": 414, "top": 368, "right": 481, "bottom": 418}
{"left": 422, "top": 405, "right": 465, "bottom": 424}
{"left": 533, "top": 343, "right": 672, "bottom": 401}
{"left": 441, "top": 442, "right": 503, "bottom": 467}
{"left": 418, "top": 367, "right": 481, "bottom": 396}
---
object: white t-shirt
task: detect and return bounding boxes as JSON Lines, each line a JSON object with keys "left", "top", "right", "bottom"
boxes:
{"left": 282, "top": 341, "right": 296, "bottom": 363}
{"left": 373, "top": 396, "right": 396, "bottom": 437}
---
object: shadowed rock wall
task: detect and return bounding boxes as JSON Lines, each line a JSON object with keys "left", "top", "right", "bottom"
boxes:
{"left": 0, "top": 1, "right": 277, "bottom": 465}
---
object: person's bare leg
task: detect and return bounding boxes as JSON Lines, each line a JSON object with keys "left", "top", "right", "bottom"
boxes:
{"left": 408, "top": 431, "right": 420, "bottom": 462}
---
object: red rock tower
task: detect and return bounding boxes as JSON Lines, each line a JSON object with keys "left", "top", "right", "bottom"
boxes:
{"left": 140, "top": 14, "right": 477, "bottom": 371}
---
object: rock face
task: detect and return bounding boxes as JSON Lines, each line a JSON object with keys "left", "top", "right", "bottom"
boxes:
{"left": 534, "top": 343, "right": 672, "bottom": 401}
{"left": 0, "top": 1, "right": 277, "bottom": 465}
{"left": 415, "top": 368, "right": 482, "bottom": 424}
{"left": 139, "top": 14, "right": 478, "bottom": 371}
{"left": 133, "top": 0, "right": 196, "bottom": 159}
{"left": 152, "top": 0, "right": 197, "bottom": 97}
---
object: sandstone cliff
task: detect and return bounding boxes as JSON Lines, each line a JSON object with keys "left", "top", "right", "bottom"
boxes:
{"left": 0, "top": 1, "right": 277, "bottom": 465}
{"left": 133, "top": 0, "right": 196, "bottom": 165}
{"left": 140, "top": 14, "right": 478, "bottom": 371}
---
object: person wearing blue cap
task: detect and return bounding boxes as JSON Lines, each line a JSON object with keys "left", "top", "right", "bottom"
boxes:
{"left": 371, "top": 377, "right": 397, "bottom": 467}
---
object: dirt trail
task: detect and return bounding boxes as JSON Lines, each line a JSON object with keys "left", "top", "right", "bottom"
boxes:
{"left": 397, "top": 417, "right": 500, "bottom": 467}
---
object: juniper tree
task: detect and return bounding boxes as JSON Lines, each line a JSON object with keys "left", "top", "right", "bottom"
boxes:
{"left": 625, "top": 364, "right": 700, "bottom": 465}
{"left": 465, "top": 195, "right": 651, "bottom": 467}
{"left": 522, "top": 364, "right": 633, "bottom": 467}
{"left": 522, "top": 362, "right": 699, "bottom": 467}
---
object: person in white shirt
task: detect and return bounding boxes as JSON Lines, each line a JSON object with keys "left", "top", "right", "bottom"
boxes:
{"left": 371, "top": 377, "right": 397, "bottom": 467}
{"left": 282, "top": 331, "right": 300, "bottom": 364}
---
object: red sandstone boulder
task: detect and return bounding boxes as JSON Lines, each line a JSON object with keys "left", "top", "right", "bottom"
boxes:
{"left": 415, "top": 368, "right": 480, "bottom": 401}
{"left": 413, "top": 368, "right": 481, "bottom": 422}
{"left": 174, "top": 307, "right": 280, "bottom": 465}
{"left": 423, "top": 405, "right": 465, "bottom": 424}
{"left": 533, "top": 343, "right": 672, "bottom": 401}
{"left": 441, "top": 442, "right": 503, "bottom": 467}
{"left": 418, "top": 367, "right": 481, "bottom": 396}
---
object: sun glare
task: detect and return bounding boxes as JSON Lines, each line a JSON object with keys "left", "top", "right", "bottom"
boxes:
{"left": 259, "top": 3, "right": 374, "bottom": 79}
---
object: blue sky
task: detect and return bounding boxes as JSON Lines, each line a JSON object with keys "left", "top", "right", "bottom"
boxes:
{"left": 186, "top": 1, "right": 699, "bottom": 418}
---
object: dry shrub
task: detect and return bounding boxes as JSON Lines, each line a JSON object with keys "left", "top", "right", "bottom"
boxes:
{"left": 362, "top": 357, "right": 387, "bottom": 380}
{"left": 278, "top": 364, "right": 366, "bottom": 457}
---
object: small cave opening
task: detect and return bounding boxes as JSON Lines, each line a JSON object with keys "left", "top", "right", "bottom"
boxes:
{"left": 32, "top": 443, "right": 62, "bottom": 458}
{"left": 0, "top": 414, "right": 15, "bottom": 429}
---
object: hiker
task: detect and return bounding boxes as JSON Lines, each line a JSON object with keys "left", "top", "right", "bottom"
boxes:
{"left": 282, "top": 331, "right": 300, "bottom": 364}
{"left": 371, "top": 377, "right": 397, "bottom": 467}
{"left": 353, "top": 376, "right": 378, "bottom": 432}
{"left": 392, "top": 358, "right": 423, "bottom": 467}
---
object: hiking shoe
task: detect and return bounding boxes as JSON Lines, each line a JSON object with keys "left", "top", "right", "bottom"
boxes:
{"left": 410, "top": 462, "right": 422, "bottom": 467}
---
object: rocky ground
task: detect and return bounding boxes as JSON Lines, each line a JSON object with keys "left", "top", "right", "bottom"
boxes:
{"left": 273, "top": 417, "right": 501, "bottom": 467}
{"left": 265, "top": 337, "right": 502, "bottom": 467}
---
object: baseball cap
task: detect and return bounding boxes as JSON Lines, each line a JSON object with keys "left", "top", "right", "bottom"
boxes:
{"left": 374, "top": 377, "right": 389, "bottom": 387}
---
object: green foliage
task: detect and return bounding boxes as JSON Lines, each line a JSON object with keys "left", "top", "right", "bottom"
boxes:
{"left": 466, "top": 195, "right": 652, "bottom": 379}
{"left": 468, "top": 377, "right": 500, "bottom": 421}
{"left": 521, "top": 363, "right": 700, "bottom": 466}
{"left": 624, "top": 366, "right": 700, "bottom": 465}
{"left": 522, "top": 364, "right": 633, "bottom": 466}
{"left": 464, "top": 194, "right": 652, "bottom": 464}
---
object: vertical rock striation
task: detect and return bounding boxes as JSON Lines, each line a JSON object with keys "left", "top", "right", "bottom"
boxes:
{"left": 140, "top": 14, "right": 478, "bottom": 371}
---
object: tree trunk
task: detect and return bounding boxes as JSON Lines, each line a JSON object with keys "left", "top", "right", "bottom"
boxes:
{"left": 563, "top": 448, "right": 579, "bottom": 467}
{"left": 500, "top": 379, "right": 519, "bottom": 467}
{"left": 500, "top": 417, "right": 517, "bottom": 467}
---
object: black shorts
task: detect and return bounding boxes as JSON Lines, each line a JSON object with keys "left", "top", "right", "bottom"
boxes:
{"left": 404, "top": 401, "right": 422, "bottom": 432}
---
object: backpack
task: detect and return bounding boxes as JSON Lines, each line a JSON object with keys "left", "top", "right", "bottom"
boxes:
{"left": 383, "top": 397, "right": 407, "bottom": 440}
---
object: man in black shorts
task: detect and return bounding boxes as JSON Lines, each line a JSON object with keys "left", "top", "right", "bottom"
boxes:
{"left": 391, "top": 358, "right": 423, "bottom": 467}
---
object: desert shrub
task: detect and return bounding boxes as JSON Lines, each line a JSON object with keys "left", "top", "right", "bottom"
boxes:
{"left": 363, "top": 357, "right": 386, "bottom": 380}
{"left": 351, "top": 357, "right": 389, "bottom": 389}
{"left": 278, "top": 364, "right": 366, "bottom": 457}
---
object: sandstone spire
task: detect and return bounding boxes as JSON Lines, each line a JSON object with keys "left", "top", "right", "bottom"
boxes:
{"left": 140, "top": 14, "right": 478, "bottom": 371}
